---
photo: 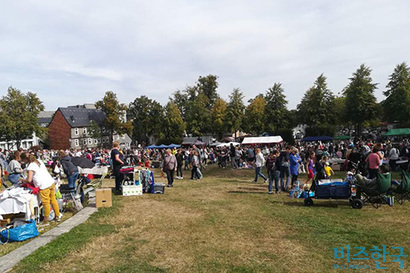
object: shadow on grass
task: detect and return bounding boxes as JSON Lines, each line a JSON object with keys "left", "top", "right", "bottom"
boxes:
{"left": 271, "top": 199, "right": 352, "bottom": 208}
{"left": 228, "top": 191, "right": 267, "bottom": 195}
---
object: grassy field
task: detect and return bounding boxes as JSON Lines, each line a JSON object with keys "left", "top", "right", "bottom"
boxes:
{"left": 7, "top": 166, "right": 410, "bottom": 273}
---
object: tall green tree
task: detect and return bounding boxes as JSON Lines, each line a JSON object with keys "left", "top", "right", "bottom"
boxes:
{"left": 264, "top": 83, "right": 288, "bottom": 134}
{"left": 197, "top": 74, "right": 219, "bottom": 108}
{"left": 343, "top": 64, "right": 378, "bottom": 136}
{"left": 128, "top": 96, "right": 164, "bottom": 145}
{"left": 95, "top": 91, "right": 133, "bottom": 145}
{"left": 210, "top": 98, "right": 228, "bottom": 139}
{"left": 226, "top": 88, "right": 245, "bottom": 138}
{"left": 244, "top": 94, "right": 266, "bottom": 135}
{"left": 382, "top": 62, "right": 410, "bottom": 125}
{"left": 297, "top": 74, "right": 336, "bottom": 136}
{"left": 0, "top": 87, "right": 45, "bottom": 149}
{"left": 184, "top": 93, "right": 211, "bottom": 136}
{"left": 159, "top": 101, "right": 186, "bottom": 144}
{"left": 171, "top": 80, "right": 214, "bottom": 136}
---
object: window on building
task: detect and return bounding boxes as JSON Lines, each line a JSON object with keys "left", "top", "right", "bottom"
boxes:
{"left": 83, "top": 128, "right": 87, "bottom": 135}
{"left": 88, "top": 138, "right": 92, "bottom": 145}
{"left": 94, "top": 139, "right": 98, "bottom": 144}
{"left": 74, "top": 128, "right": 79, "bottom": 135}
{"left": 75, "top": 139, "right": 79, "bottom": 146}
{"left": 83, "top": 139, "right": 87, "bottom": 145}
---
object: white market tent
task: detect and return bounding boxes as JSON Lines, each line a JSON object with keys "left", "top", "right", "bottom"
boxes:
{"left": 241, "top": 136, "right": 283, "bottom": 145}
{"left": 216, "top": 142, "right": 241, "bottom": 148}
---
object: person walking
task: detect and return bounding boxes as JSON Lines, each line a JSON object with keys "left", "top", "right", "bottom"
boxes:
{"left": 176, "top": 149, "right": 184, "bottom": 179}
{"left": 305, "top": 151, "right": 315, "bottom": 186}
{"left": 289, "top": 148, "right": 301, "bottom": 188}
{"left": 163, "top": 149, "right": 177, "bottom": 187}
{"left": 253, "top": 148, "right": 268, "bottom": 183}
{"left": 279, "top": 147, "right": 291, "bottom": 191}
{"left": 20, "top": 152, "right": 62, "bottom": 226}
{"left": 266, "top": 150, "right": 280, "bottom": 194}
{"left": 190, "top": 150, "right": 201, "bottom": 180}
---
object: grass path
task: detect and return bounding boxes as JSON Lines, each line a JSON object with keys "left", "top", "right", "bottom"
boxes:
{"left": 10, "top": 166, "right": 410, "bottom": 273}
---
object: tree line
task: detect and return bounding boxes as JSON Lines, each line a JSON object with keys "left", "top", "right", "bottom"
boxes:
{"left": 124, "top": 62, "right": 410, "bottom": 145}
{"left": 1, "top": 62, "right": 409, "bottom": 147}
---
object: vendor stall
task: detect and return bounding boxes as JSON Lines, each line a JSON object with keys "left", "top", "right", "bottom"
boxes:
{"left": 241, "top": 136, "right": 283, "bottom": 145}
{"left": 216, "top": 142, "right": 240, "bottom": 148}
{"left": 0, "top": 186, "right": 40, "bottom": 222}
{"left": 301, "top": 136, "right": 333, "bottom": 142}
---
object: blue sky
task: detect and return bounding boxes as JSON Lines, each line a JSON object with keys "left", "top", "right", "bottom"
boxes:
{"left": 0, "top": 0, "right": 409, "bottom": 110}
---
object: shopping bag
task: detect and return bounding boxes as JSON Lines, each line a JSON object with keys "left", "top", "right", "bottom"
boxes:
{"left": 0, "top": 220, "right": 39, "bottom": 242}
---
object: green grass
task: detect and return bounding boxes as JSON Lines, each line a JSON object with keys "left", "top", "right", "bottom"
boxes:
{"left": 12, "top": 196, "right": 120, "bottom": 273}
{"left": 7, "top": 166, "right": 410, "bottom": 273}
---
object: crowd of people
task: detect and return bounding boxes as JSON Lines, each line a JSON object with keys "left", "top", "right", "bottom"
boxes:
{"left": 1, "top": 137, "right": 409, "bottom": 197}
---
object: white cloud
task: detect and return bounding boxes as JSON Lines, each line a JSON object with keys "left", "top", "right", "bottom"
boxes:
{"left": 0, "top": 0, "right": 409, "bottom": 110}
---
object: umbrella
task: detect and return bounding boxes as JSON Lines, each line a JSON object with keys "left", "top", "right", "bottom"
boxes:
{"left": 193, "top": 140, "right": 205, "bottom": 146}
{"left": 169, "top": 144, "right": 181, "bottom": 148}
{"left": 382, "top": 128, "right": 410, "bottom": 136}
{"left": 334, "top": 135, "right": 351, "bottom": 140}
{"left": 71, "top": 157, "right": 95, "bottom": 169}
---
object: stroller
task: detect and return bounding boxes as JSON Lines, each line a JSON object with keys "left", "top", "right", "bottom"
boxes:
{"left": 392, "top": 170, "right": 410, "bottom": 205}
{"left": 303, "top": 178, "right": 359, "bottom": 208}
{"left": 304, "top": 162, "right": 362, "bottom": 209}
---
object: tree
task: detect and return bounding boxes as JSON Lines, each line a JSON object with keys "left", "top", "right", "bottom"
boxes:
{"left": 244, "top": 94, "right": 266, "bottom": 135}
{"left": 88, "top": 120, "right": 103, "bottom": 147}
{"left": 128, "top": 96, "right": 164, "bottom": 145}
{"left": 184, "top": 93, "right": 211, "bottom": 136}
{"left": 297, "top": 74, "right": 336, "bottom": 136}
{"left": 264, "top": 83, "right": 288, "bottom": 134}
{"left": 210, "top": 98, "right": 228, "bottom": 139}
{"left": 0, "top": 87, "right": 45, "bottom": 149}
{"left": 159, "top": 102, "right": 186, "bottom": 144}
{"left": 343, "top": 64, "right": 378, "bottom": 136}
{"left": 382, "top": 62, "right": 410, "bottom": 125}
{"left": 226, "top": 88, "right": 245, "bottom": 138}
{"left": 95, "top": 91, "right": 133, "bottom": 145}
{"left": 197, "top": 74, "right": 219, "bottom": 108}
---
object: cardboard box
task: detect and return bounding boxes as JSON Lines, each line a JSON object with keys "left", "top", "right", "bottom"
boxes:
{"left": 332, "top": 163, "right": 341, "bottom": 171}
{"left": 1, "top": 218, "right": 11, "bottom": 227}
{"left": 122, "top": 184, "right": 143, "bottom": 196}
{"left": 96, "top": 188, "right": 112, "bottom": 208}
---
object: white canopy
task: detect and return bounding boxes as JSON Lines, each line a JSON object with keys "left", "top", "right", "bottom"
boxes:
{"left": 216, "top": 142, "right": 241, "bottom": 148}
{"left": 241, "top": 136, "right": 283, "bottom": 145}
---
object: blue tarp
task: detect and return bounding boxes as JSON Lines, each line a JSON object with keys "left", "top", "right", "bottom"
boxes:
{"left": 145, "top": 144, "right": 181, "bottom": 149}
{"left": 301, "top": 136, "right": 333, "bottom": 142}
{"left": 168, "top": 144, "right": 181, "bottom": 148}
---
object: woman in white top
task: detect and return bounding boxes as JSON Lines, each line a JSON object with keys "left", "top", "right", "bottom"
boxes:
{"left": 389, "top": 146, "right": 400, "bottom": 171}
{"left": 253, "top": 148, "right": 268, "bottom": 183}
{"left": 20, "top": 152, "right": 61, "bottom": 226}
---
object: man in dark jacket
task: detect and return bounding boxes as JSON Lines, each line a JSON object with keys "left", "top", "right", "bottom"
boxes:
{"left": 59, "top": 151, "right": 79, "bottom": 189}
{"left": 175, "top": 149, "right": 184, "bottom": 179}
{"left": 230, "top": 143, "right": 237, "bottom": 169}
{"left": 279, "top": 147, "right": 291, "bottom": 192}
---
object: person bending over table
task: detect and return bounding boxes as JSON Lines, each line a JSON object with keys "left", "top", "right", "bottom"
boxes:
{"left": 6, "top": 151, "right": 23, "bottom": 185}
{"left": 19, "top": 152, "right": 61, "bottom": 226}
